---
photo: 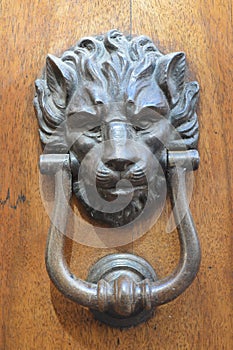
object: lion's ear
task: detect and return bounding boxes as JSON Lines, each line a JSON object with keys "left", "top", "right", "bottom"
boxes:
{"left": 46, "top": 54, "right": 77, "bottom": 108}
{"left": 155, "top": 52, "right": 186, "bottom": 107}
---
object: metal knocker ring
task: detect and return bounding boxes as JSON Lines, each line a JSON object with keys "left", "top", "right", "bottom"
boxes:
{"left": 35, "top": 30, "right": 201, "bottom": 328}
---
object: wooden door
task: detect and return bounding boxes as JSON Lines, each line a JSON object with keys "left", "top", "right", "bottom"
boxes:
{"left": 1, "top": 1, "right": 232, "bottom": 349}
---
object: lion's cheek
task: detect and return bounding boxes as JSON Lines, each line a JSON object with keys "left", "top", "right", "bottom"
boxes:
{"left": 142, "top": 122, "right": 171, "bottom": 153}
{"left": 71, "top": 135, "right": 98, "bottom": 161}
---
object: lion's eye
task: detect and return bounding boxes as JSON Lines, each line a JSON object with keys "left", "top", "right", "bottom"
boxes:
{"left": 84, "top": 126, "right": 101, "bottom": 138}
{"left": 132, "top": 109, "right": 163, "bottom": 132}
{"left": 133, "top": 119, "right": 152, "bottom": 131}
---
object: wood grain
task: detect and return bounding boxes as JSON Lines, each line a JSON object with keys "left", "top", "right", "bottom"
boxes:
{"left": 0, "top": 0, "right": 232, "bottom": 349}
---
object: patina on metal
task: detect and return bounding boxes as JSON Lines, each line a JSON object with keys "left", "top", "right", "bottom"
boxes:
{"left": 35, "top": 30, "right": 201, "bottom": 328}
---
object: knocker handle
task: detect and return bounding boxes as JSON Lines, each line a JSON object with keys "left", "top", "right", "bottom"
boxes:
{"left": 40, "top": 150, "right": 201, "bottom": 328}
{"left": 41, "top": 154, "right": 99, "bottom": 308}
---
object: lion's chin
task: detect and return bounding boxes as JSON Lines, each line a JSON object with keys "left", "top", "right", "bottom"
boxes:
{"left": 73, "top": 180, "right": 165, "bottom": 228}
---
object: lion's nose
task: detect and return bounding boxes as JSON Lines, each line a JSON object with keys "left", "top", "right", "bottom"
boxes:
{"left": 105, "top": 158, "right": 134, "bottom": 172}
{"left": 102, "top": 121, "right": 134, "bottom": 142}
{"left": 101, "top": 121, "right": 138, "bottom": 170}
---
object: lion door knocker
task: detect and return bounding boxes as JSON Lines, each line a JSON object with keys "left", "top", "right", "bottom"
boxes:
{"left": 35, "top": 30, "right": 201, "bottom": 328}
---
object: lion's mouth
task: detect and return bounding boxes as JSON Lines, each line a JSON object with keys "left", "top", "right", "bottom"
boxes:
{"left": 97, "top": 185, "right": 148, "bottom": 198}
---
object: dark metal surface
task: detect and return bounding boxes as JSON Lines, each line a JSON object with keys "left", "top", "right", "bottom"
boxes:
{"left": 35, "top": 30, "right": 199, "bottom": 227}
{"left": 36, "top": 30, "right": 201, "bottom": 328}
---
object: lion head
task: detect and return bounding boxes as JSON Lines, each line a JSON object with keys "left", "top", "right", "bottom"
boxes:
{"left": 34, "top": 30, "right": 199, "bottom": 227}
